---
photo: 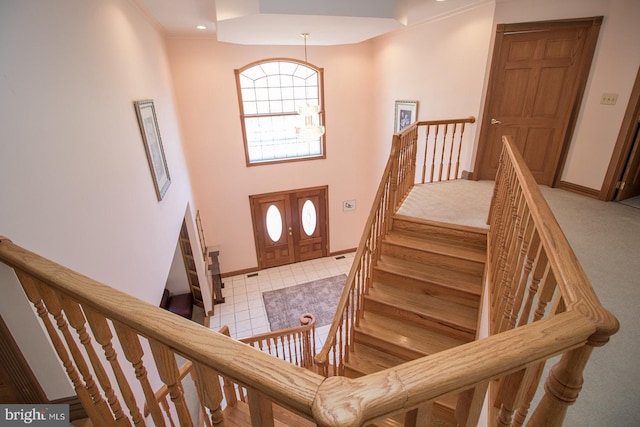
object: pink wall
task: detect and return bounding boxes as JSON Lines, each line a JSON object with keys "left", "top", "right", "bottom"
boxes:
{"left": 0, "top": 0, "right": 197, "bottom": 399}
{"left": 166, "top": 38, "right": 376, "bottom": 273}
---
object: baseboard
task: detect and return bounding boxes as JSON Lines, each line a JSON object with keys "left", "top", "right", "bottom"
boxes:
{"left": 330, "top": 248, "right": 356, "bottom": 257}
{"left": 221, "top": 266, "right": 258, "bottom": 278}
{"left": 221, "top": 249, "right": 356, "bottom": 278}
{"left": 50, "top": 395, "right": 87, "bottom": 421}
{"left": 461, "top": 170, "right": 474, "bottom": 180}
{"left": 556, "top": 181, "right": 601, "bottom": 199}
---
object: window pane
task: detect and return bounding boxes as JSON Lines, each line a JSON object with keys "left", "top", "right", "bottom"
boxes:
{"left": 238, "top": 60, "right": 323, "bottom": 164}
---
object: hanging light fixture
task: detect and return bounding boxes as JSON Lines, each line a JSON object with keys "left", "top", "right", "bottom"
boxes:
{"left": 296, "top": 33, "right": 325, "bottom": 141}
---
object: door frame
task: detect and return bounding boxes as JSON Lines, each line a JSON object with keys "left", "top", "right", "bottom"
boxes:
{"left": 601, "top": 65, "right": 640, "bottom": 200}
{"left": 249, "top": 185, "right": 329, "bottom": 270}
{"left": 473, "top": 16, "right": 603, "bottom": 186}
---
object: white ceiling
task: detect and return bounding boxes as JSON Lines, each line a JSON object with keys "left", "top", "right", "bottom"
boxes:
{"left": 135, "top": 0, "right": 489, "bottom": 45}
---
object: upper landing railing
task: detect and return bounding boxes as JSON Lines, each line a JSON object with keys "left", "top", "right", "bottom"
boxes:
{"left": 0, "top": 119, "right": 618, "bottom": 426}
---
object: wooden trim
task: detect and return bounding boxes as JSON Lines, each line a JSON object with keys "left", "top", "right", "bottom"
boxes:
{"left": 556, "top": 181, "right": 601, "bottom": 199}
{"left": 552, "top": 17, "right": 603, "bottom": 187}
{"left": 0, "top": 314, "right": 47, "bottom": 404}
{"left": 221, "top": 266, "right": 259, "bottom": 279}
{"left": 50, "top": 395, "right": 87, "bottom": 421}
{"left": 473, "top": 17, "right": 603, "bottom": 186}
{"left": 329, "top": 248, "right": 356, "bottom": 257}
{"left": 601, "top": 65, "right": 640, "bottom": 200}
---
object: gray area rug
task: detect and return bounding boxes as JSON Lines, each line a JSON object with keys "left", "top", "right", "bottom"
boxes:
{"left": 262, "top": 274, "right": 346, "bottom": 331}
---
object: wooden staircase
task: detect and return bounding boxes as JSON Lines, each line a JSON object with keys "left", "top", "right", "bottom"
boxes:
{"left": 344, "top": 214, "right": 487, "bottom": 425}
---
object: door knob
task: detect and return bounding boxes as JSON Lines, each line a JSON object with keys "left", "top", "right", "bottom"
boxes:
{"left": 288, "top": 226, "right": 292, "bottom": 236}
{"left": 491, "top": 118, "right": 502, "bottom": 125}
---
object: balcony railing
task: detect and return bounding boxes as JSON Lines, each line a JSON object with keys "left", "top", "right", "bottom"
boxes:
{"left": 0, "top": 121, "right": 618, "bottom": 426}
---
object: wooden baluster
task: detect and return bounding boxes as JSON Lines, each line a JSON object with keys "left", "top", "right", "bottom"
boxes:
{"left": 508, "top": 214, "right": 535, "bottom": 329}
{"left": 454, "top": 122, "right": 466, "bottom": 179}
{"left": 446, "top": 123, "right": 457, "bottom": 180}
{"left": 496, "top": 367, "right": 535, "bottom": 427}
{"left": 193, "top": 362, "right": 224, "bottom": 427}
{"left": 159, "top": 398, "right": 175, "bottom": 427}
{"left": 439, "top": 124, "right": 448, "bottom": 181}
{"left": 404, "top": 402, "right": 432, "bottom": 427}
{"left": 247, "top": 389, "right": 275, "bottom": 427}
{"left": 81, "top": 306, "right": 144, "bottom": 425}
{"left": 534, "top": 268, "right": 557, "bottom": 321}
{"left": 492, "top": 175, "right": 519, "bottom": 331}
{"left": 513, "top": 360, "right": 547, "bottom": 427}
{"left": 515, "top": 230, "right": 542, "bottom": 327}
{"left": 15, "top": 271, "right": 110, "bottom": 426}
{"left": 422, "top": 124, "right": 431, "bottom": 183}
{"left": 34, "top": 279, "right": 121, "bottom": 426}
{"left": 112, "top": 321, "right": 167, "bottom": 427}
{"left": 498, "top": 197, "right": 529, "bottom": 332}
{"left": 456, "top": 382, "right": 489, "bottom": 427}
{"left": 148, "top": 341, "right": 193, "bottom": 427}
{"left": 59, "top": 298, "right": 139, "bottom": 426}
{"left": 430, "top": 125, "right": 439, "bottom": 183}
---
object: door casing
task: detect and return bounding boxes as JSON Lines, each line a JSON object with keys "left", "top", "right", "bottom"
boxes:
{"left": 250, "top": 186, "right": 329, "bottom": 270}
{"left": 474, "top": 17, "right": 602, "bottom": 186}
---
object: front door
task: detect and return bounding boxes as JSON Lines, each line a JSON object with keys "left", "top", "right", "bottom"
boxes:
{"left": 250, "top": 186, "right": 328, "bottom": 269}
{"left": 474, "top": 17, "right": 602, "bottom": 185}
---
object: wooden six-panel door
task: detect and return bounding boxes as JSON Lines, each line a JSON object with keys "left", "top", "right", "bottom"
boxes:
{"left": 475, "top": 18, "right": 602, "bottom": 185}
{"left": 250, "top": 186, "right": 328, "bottom": 269}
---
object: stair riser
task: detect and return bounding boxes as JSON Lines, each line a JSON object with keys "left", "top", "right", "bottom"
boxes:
{"left": 354, "top": 332, "right": 425, "bottom": 361}
{"left": 392, "top": 219, "right": 487, "bottom": 249}
{"left": 381, "top": 242, "right": 485, "bottom": 276}
{"left": 373, "top": 269, "right": 480, "bottom": 308}
{"left": 364, "top": 298, "right": 476, "bottom": 342}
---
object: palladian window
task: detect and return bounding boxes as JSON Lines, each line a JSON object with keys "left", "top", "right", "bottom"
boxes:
{"left": 235, "top": 59, "right": 326, "bottom": 166}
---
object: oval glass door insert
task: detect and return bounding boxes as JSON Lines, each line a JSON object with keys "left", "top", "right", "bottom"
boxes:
{"left": 265, "top": 205, "right": 283, "bottom": 242}
{"left": 301, "top": 199, "right": 317, "bottom": 236}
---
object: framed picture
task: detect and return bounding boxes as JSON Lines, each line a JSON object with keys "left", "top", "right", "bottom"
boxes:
{"left": 134, "top": 99, "right": 171, "bottom": 201}
{"left": 394, "top": 100, "right": 419, "bottom": 133}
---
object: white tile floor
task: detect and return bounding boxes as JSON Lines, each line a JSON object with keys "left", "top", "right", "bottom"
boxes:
{"left": 207, "top": 252, "right": 355, "bottom": 349}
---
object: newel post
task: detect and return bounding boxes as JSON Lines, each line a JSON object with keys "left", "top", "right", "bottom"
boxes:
{"left": 527, "top": 344, "right": 593, "bottom": 427}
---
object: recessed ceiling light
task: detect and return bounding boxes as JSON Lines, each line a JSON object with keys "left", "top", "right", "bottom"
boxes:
{"left": 196, "top": 25, "right": 207, "bottom": 30}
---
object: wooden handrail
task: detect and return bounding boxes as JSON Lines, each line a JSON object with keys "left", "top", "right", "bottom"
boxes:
{"left": 0, "top": 122, "right": 618, "bottom": 427}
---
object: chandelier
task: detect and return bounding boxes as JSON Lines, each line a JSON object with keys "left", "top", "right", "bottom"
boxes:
{"left": 295, "top": 33, "right": 325, "bottom": 141}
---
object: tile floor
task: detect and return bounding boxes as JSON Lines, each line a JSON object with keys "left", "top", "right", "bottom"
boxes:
{"left": 207, "top": 251, "right": 355, "bottom": 350}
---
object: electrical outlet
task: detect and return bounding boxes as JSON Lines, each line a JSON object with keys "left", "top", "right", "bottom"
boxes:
{"left": 600, "top": 93, "right": 618, "bottom": 105}
{"left": 343, "top": 200, "right": 356, "bottom": 211}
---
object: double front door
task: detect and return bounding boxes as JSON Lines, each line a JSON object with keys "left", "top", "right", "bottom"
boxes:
{"left": 250, "top": 186, "right": 328, "bottom": 269}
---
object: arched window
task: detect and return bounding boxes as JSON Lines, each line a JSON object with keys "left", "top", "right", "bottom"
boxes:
{"left": 235, "top": 59, "right": 325, "bottom": 165}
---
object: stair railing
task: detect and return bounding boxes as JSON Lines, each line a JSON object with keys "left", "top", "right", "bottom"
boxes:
{"left": 314, "top": 116, "right": 477, "bottom": 376}
{"left": 485, "top": 135, "right": 619, "bottom": 425}
{"left": 0, "top": 124, "right": 619, "bottom": 427}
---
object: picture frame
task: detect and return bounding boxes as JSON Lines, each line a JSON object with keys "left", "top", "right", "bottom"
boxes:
{"left": 134, "top": 99, "right": 171, "bottom": 201}
{"left": 394, "top": 100, "right": 419, "bottom": 133}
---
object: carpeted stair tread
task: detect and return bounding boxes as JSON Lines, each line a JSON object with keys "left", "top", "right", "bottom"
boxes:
{"left": 375, "top": 255, "right": 482, "bottom": 296}
{"left": 355, "top": 312, "right": 469, "bottom": 360}
{"left": 383, "top": 232, "right": 486, "bottom": 264}
{"left": 366, "top": 282, "right": 478, "bottom": 334}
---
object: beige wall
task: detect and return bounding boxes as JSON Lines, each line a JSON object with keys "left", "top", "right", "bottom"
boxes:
{"left": 0, "top": 0, "right": 196, "bottom": 399}
{"left": 166, "top": 38, "right": 376, "bottom": 273}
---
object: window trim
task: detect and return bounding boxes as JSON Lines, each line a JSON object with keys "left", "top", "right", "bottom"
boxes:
{"left": 235, "top": 58, "right": 326, "bottom": 166}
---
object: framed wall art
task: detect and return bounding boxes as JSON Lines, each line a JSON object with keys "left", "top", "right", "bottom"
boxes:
{"left": 394, "top": 100, "right": 419, "bottom": 133}
{"left": 134, "top": 99, "right": 171, "bottom": 201}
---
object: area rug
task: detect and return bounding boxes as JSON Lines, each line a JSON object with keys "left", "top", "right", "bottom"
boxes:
{"left": 262, "top": 274, "right": 347, "bottom": 331}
